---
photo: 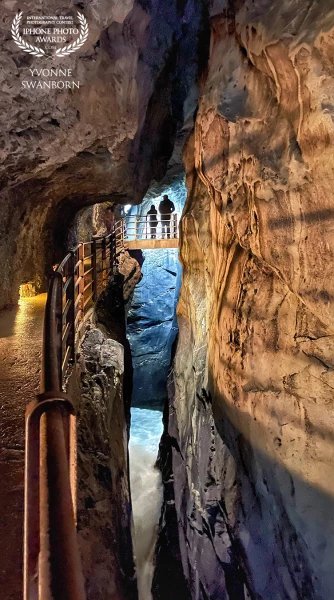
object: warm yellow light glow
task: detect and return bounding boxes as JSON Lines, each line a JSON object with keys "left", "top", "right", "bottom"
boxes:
{"left": 19, "top": 282, "right": 36, "bottom": 299}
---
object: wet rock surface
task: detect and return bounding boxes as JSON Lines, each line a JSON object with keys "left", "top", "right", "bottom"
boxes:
{"left": 74, "top": 328, "right": 137, "bottom": 600}
{"left": 67, "top": 251, "right": 141, "bottom": 599}
{"left": 152, "top": 397, "right": 191, "bottom": 600}
{"left": 163, "top": 1, "right": 334, "bottom": 599}
{"left": 127, "top": 248, "right": 181, "bottom": 409}
{"left": 0, "top": 0, "right": 203, "bottom": 308}
{"left": 0, "top": 296, "right": 45, "bottom": 600}
{"left": 126, "top": 176, "right": 185, "bottom": 410}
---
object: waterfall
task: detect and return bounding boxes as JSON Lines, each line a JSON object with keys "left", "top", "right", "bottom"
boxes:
{"left": 129, "top": 408, "right": 163, "bottom": 600}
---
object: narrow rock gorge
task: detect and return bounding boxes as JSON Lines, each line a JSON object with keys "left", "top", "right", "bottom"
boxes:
{"left": 1, "top": 0, "right": 334, "bottom": 599}
{"left": 127, "top": 180, "right": 184, "bottom": 409}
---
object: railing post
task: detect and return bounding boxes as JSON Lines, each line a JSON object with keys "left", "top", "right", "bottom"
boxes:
{"left": 106, "top": 234, "right": 111, "bottom": 279}
{"left": 24, "top": 221, "right": 129, "bottom": 600}
{"left": 24, "top": 272, "right": 86, "bottom": 600}
{"left": 102, "top": 237, "right": 106, "bottom": 290}
{"left": 24, "top": 273, "right": 62, "bottom": 600}
{"left": 173, "top": 213, "right": 178, "bottom": 238}
{"left": 65, "top": 252, "right": 75, "bottom": 364}
{"left": 78, "top": 244, "right": 85, "bottom": 321}
{"left": 111, "top": 231, "right": 116, "bottom": 275}
{"left": 92, "top": 239, "right": 97, "bottom": 302}
{"left": 40, "top": 401, "right": 85, "bottom": 600}
{"left": 42, "top": 272, "right": 63, "bottom": 392}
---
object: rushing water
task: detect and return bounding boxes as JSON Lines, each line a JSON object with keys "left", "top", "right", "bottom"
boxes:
{"left": 129, "top": 408, "right": 163, "bottom": 600}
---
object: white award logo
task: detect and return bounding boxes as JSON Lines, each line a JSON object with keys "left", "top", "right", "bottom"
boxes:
{"left": 11, "top": 11, "right": 89, "bottom": 59}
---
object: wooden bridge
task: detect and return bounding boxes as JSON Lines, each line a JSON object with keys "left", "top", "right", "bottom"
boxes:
{"left": 23, "top": 214, "right": 179, "bottom": 600}
{"left": 120, "top": 213, "right": 179, "bottom": 250}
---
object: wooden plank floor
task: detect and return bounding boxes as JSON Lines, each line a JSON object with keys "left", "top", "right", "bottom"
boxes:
{"left": 125, "top": 239, "right": 178, "bottom": 250}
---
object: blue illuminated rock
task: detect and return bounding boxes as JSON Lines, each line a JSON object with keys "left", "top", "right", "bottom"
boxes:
{"left": 127, "top": 248, "right": 181, "bottom": 410}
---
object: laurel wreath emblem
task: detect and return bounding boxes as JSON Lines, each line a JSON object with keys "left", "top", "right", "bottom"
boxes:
{"left": 11, "top": 11, "right": 89, "bottom": 58}
{"left": 11, "top": 13, "right": 45, "bottom": 57}
{"left": 55, "top": 13, "right": 89, "bottom": 57}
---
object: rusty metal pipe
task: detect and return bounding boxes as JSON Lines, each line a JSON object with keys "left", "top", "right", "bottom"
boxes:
{"left": 41, "top": 272, "right": 63, "bottom": 392}
{"left": 24, "top": 270, "right": 86, "bottom": 600}
{"left": 24, "top": 396, "right": 80, "bottom": 600}
{"left": 41, "top": 405, "right": 85, "bottom": 600}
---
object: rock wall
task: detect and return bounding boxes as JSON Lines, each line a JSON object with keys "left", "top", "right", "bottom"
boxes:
{"left": 0, "top": 0, "right": 203, "bottom": 308}
{"left": 128, "top": 172, "right": 187, "bottom": 219}
{"left": 125, "top": 175, "right": 185, "bottom": 409}
{"left": 127, "top": 248, "right": 181, "bottom": 410}
{"left": 67, "top": 251, "right": 141, "bottom": 599}
{"left": 127, "top": 248, "right": 181, "bottom": 409}
{"left": 73, "top": 327, "right": 136, "bottom": 600}
{"left": 167, "top": 1, "right": 334, "bottom": 599}
{"left": 152, "top": 396, "right": 191, "bottom": 600}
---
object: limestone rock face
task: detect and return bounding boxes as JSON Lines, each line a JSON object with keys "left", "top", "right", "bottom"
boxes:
{"left": 75, "top": 328, "right": 137, "bottom": 600}
{"left": 168, "top": 1, "right": 334, "bottom": 599}
{"left": 67, "top": 251, "right": 141, "bottom": 599}
{"left": 0, "top": 0, "right": 202, "bottom": 308}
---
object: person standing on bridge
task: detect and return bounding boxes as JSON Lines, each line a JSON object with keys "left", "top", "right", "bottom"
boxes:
{"left": 159, "top": 194, "right": 175, "bottom": 239}
{"left": 147, "top": 204, "right": 158, "bottom": 239}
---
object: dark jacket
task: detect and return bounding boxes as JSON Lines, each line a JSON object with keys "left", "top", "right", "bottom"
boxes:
{"left": 159, "top": 198, "right": 175, "bottom": 216}
{"left": 147, "top": 207, "right": 158, "bottom": 224}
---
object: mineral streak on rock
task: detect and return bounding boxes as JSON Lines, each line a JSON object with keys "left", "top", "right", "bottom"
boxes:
{"left": 164, "top": 1, "right": 334, "bottom": 599}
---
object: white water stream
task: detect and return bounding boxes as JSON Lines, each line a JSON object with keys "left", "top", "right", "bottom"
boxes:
{"left": 129, "top": 408, "right": 163, "bottom": 600}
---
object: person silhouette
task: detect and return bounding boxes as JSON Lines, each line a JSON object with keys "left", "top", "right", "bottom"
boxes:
{"left": 158, "top": 195, "right": 175, "bottom": 238}
{"left": 146, "top": 205, "right": 158, "bottom": 239}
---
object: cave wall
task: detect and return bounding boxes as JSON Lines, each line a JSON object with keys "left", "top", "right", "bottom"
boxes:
{"left": 0, "top": 0, "right": 203, "bottom": 308}
{"left": 66, "top": 251, "right": 141, "bottom": 600}
{"left": 127, "top": 172, "right": 187, "bottom": 218}
{"left": 71, "top": 327, "right": 137, "bottom": 600}
{"left": 127, "top": 177, "right": 185, "bottom": 409}
{"left": 127, "top": 248, "right": 181, "bottom": 409}
{"left": 168, "top": 1, "right": 334, "bottom": 599}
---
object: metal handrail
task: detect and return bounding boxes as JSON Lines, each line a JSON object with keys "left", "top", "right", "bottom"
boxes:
{"left": 24, "top": 225, "right": 124, "bottom": 600}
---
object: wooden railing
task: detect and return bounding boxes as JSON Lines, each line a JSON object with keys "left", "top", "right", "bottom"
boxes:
{"left": 123, "top": 213, "right": 179, "bottom": 241}
{"left": 54, "top": 222, "right": 123, "bottom": 382}
{"left": 24, "top": 224, "right": 124, "bottom": 600}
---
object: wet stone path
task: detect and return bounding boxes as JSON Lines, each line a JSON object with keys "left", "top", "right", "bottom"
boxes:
{"left": 0, "top": 295, "right": 45, "bottom": 600}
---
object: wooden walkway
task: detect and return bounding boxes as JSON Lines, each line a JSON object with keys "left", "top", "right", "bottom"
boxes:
{"left": 122, "top": 214, "right": 179, "bottom": 250}
{"left": 126, "top": 238, "right": 178, "bottom": 250}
